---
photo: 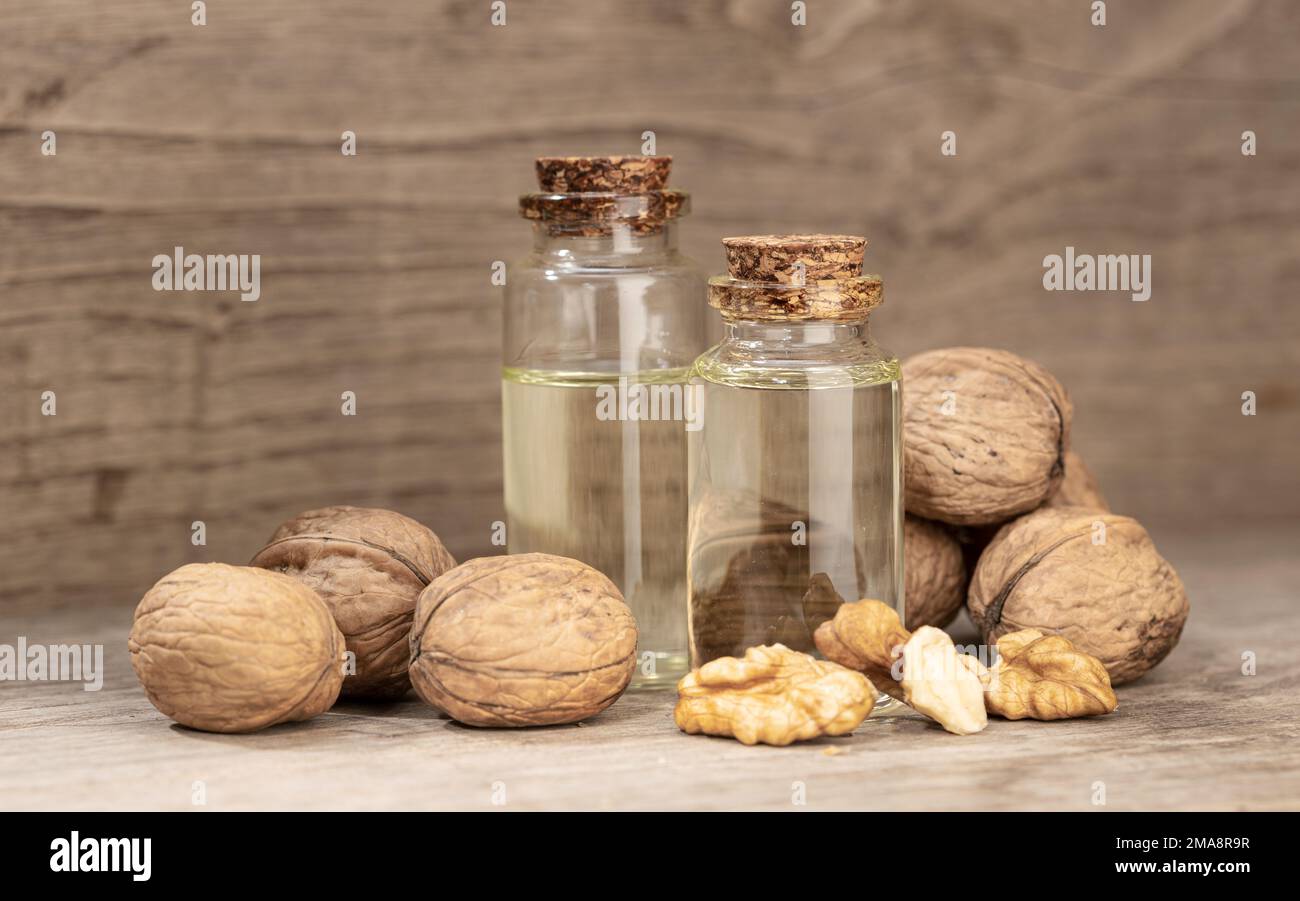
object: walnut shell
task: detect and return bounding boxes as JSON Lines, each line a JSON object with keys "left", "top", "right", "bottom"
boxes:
{"left": 408, "top": 553, "right": 638, "bottom": 727}
{"left": 128, "top": 563, "right": 346, "bottom": 733}
{"left": 904, "top": 514, "right": 966, "bottom": 629}
{"left": 968, "top": 506, "right": 1189, "bottom": 685}
{"left": 1046, "top": 449, "right": 1110, "bottom": 510}
{"left": 250, "top": 506, "right": 456, "bottom": 699}
{"left": 903, "top": 347, "right": 1072, "bottom": 526}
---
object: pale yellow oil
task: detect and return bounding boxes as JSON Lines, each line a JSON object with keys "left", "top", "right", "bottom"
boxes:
{"left": 502, "top": 367, "right": 693, "bottom": 689}
{"left": 687, "top": 357, "right": 904, "bottom": 712}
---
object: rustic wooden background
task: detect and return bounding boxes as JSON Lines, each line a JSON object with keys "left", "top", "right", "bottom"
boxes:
{"left": 1, "top": 0, "right": 1296, "bottom": 614}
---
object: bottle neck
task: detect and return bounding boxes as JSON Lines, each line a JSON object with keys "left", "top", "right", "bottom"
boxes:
{"left": 697, "top": 315, "right": 896, "bottom": 389}
{"left": 720, "top": 317, "right": 873, "bottom": 350}
{"left": 531, "top": 221, "right": 679, "bottom": 263}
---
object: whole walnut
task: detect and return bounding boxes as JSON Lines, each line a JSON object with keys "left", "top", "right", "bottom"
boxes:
{"left": 903, "top": 347, "right": 1072, "bottom": 526}
{"left": 957, "top": 451, "right": 1105, "bottom": 583}
{"left": 129, "top": 563, "right": 346, "bottom": 733}
{"left": 903, "top": 514, "right": 965, "bottom": 629}
{"left": 409, "top": 553, "right": 638, "bottom": 727}
{"left": 968, "top": 506, "right": 1189, "bottom": 685}
{"left": 1045, "top": 449, "right": 1109, "bottom": 510}
{"left": 250, "top": 506, "right": 456, "bottom": 699}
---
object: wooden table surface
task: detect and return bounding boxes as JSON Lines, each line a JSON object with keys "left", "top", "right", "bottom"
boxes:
{"left": 3, "top": 524, "right": 1297, "bottom": 812}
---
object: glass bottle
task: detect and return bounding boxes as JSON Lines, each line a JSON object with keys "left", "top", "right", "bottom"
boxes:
{"left": 503, "top": 156, "right": 707, "bottom": 688}
{"left": 687, "top": 235, "right": 903, "bottom": 710}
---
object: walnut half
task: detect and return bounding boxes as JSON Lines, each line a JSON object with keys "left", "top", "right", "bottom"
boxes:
{"left": 986, "top": 629, "right": 1118, "bottom": 720}
{"left": 812, "top": 597, "right": 910, "bottom": 700}
{"left": 674, "top": 644, "right": 876, "bottom": 746}
{"left": 813, "top": 597, "right": 1119, "bottom": 734}
{"left": 900, "top": 626, "right": 989, "bottom": 735}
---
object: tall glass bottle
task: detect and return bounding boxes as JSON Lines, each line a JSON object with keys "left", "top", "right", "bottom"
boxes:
{"left": 687, "top": 235, "right": 903, "bottom": 709}
{"left": 503, "top": 156, "right": 707, "bottom": 688}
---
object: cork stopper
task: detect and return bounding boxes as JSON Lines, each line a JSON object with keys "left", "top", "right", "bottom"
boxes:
{"left": 535, "top": 156, "right": 672, "bottom": 194}
{"left": 521, "top": 155, "right": 686, "bottom": 236}
{"left": 709, "top": 234, "right": 882, "bottom": 321}
{"left": 723, "top": 235, "right": 867, "bottom": 284}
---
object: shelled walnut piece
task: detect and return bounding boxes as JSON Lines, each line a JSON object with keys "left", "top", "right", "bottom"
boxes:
{"left": 129, "top": 563, "right": 346, "bottom": 733}
{"left": 815, "top": 603, "right": 986, "bottom": 734}
{"left": 900, "top": 627, "right": 988, "bottom": 735}
{"left": 986, "top": 629, "right": 1118, "bottom": 720}
{"left": 813, "top": 598, "right": 909, "bottom": 700}
{"left": 674, "top": 644, "right": 875, "bottom": 746}
{"left": 250, "top": 506, "right": 456, "bottom": 699}
{"left": 814, "top": 597, "right": 1118, "bottom": 731}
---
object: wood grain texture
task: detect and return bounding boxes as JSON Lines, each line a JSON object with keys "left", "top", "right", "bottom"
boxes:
{"left": 1, "top": 525, "right": 1296, "bottom": 811}
{"left": 1, "top": 0, "right": 1298, "bottom": 613}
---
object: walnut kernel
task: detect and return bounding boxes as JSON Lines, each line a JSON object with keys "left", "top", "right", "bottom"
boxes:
{"left": 675, "top": 644, "right": 875, "bottom": 746}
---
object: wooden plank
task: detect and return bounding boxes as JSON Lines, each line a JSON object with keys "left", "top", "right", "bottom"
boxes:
{"left": 2, "top": 0, "right": 1298, "bottom": 613}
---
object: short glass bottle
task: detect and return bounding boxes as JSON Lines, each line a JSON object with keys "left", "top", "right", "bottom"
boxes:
{"left": 503, "top": 155, "right": 708, "bottom": 689}
{"left": 686, "top": 235, "right": 903, "bottom": 710}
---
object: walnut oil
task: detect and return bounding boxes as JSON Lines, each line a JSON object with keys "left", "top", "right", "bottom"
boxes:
{"left": 502, "top": 157, "right": 707, "bottom": 689}
{"left": 687, "top": 235, "right": 904, "bottom": 711}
